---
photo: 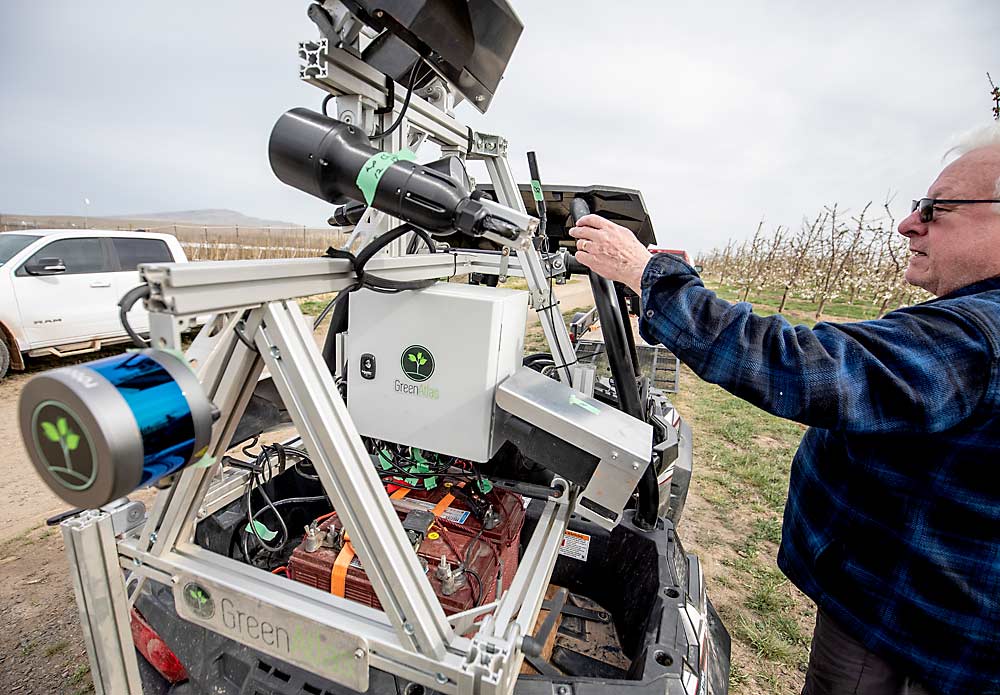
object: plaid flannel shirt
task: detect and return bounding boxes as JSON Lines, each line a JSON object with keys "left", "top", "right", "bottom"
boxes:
{"left": 637, "top": 253, "right": 1000, "bottom": 695}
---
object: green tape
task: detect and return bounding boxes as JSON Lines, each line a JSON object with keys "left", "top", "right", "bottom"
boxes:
{"left": 476, "top": 478, "right": 493, "bottom": 494}
{"left": 356, "top": 149, "right": 417, "bottom": 205}
{"left": 192, "top": 455, "right": 216, "bottom": 469}
{"left": 569, "top": 394, "right": 601, "bottom": 415}
{"left": 530, "top": 179, "right": 544, "bottom": 202}
{"left": 245, "top": 519, "right": 278, "bottom": 542}
{"left": 378, "top": 450, "right": 392, "bottom": 471}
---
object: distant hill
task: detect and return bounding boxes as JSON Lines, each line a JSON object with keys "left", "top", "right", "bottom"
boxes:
{"left": 111, "top": 209, "right": 300, "bottom": 228}
{"left": 1, "top": 210, "right": 318, "bottom": 234}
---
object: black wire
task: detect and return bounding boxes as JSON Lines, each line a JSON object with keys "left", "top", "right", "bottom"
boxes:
{"left": 243, "top": 447, "right": 289, "bottom": 555}
{"left": 370, "top": 60, "right": 421, "bottom": 143}
{"left": 252, "top": 495, "right": 329, "bottom": 511}
{"left": 118, "top": 285, "right": 151, "bottom": 347}
{"left": 542, "top": 272, "right": 576, "bottom": 378}
{"left": 234, "top": 318, "right": 258, "bottom": 353}
{"left": 316, "top": 226, "right": 437, "bottom": 332}
{"left": 315, "top": 223, "right": 449, "bottom": 331}
{"left": 462, "top": 526, "right": 486, "bottom": 570}
{"left": 241, "top": 436, "right": 261, "bottom": 458}
{"left": 465, "top": 568, "right": 483, "bottom": 607}
{"left": 321, "top": 93, "right": 334, "bottom": 117}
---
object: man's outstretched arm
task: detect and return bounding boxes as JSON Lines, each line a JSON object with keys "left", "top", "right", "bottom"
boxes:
{"left": 571, "top": 214, "right": 991, "bottom": 434}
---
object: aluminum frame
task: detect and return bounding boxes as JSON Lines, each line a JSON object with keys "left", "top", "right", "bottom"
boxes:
{"left": 64, "top": 27, "right": 592, "bottom": 695}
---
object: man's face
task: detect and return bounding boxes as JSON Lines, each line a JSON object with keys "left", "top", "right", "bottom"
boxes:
{"left": 898, "top": 146, "right": 1000, "bottom": 296}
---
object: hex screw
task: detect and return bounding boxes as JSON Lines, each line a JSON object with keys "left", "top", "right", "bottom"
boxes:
{"left": 354, "top": 648, "right": 365, "bottom": 660}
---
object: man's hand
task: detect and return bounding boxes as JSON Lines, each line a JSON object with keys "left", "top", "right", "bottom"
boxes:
{"left": 569, "top": 214, "right": 651, "bottom": 294}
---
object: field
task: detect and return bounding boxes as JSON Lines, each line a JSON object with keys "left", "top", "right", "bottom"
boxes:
{"left": 0, "top": 269, "right": 881, "bottom": 694}
{"left": 1, "top": 213, "right": 345, "bottom": 260}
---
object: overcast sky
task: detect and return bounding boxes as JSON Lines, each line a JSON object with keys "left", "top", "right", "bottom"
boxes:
{"left": 1, "top": 1, "right": 998, "bottom": 253}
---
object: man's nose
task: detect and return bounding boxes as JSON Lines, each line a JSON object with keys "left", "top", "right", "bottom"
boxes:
{"left": 897, "top": 208, "right": 926, "bottom": 237}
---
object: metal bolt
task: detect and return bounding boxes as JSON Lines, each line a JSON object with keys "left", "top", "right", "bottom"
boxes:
{"left": 435, "top": 673, "right": 448, "bottom": 684}
{"left": 270, "top": 346, "right": 281, "bottom": 360}
{"left": 375, "top": 10, "right": 384, "bottom": 16}
{"left": 611, "top": 451, "right": 619, "bottom": 460}
{"left": 557, "top": 687, "right": 569, "bottom": 695}
{"left": 354, "top": 648, "right": 365, "bottom": 660}
{"left": 149, "top": 532, "right": 157, "bottom": 543}
{"left": 132, "top": 558, "right": 141, "bottom": 567}
{"left": 403, "top": 622, "right": 415, "bottom": 635}
{"left": 197, "top": 507, "right": 207, "bottom": 519}
{"left": 475, "top": 95, "right": 485, "bottom": 103}
{"left": 632, "top": 462, "right": 640, "bottom": 470}
{"left": 170, "top": 575, "right": 179, "bottom": 585}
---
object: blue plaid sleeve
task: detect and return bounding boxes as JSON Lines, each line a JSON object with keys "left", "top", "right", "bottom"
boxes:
{"left": 637, "top": 254, "right": 992, "bottom": 433}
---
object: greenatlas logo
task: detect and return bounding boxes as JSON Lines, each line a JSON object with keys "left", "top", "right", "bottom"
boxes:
{"left": 401, "top": 345, "right": 435, "bottom": 382}
{"left": 183, "top": 582, "right": 216, "bottom": 620}
{"left": 31, "top": 401, "right": 97, "bottom": 491}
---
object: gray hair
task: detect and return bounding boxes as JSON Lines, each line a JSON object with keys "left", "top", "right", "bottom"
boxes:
{"left": 945, "top": 123, "right": 1000, "bottom": 212}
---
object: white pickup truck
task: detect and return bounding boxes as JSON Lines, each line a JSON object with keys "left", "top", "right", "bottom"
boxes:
{"left": 0, "top": 229, "right": 188, "bottom": 379}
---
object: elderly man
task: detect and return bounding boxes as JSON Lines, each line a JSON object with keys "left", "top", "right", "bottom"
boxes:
{"left": 570, "top": 126, "right": 1000, "bottom": 695}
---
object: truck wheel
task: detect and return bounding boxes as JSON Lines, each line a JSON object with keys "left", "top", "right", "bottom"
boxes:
{"left": 0, "top": 339, "right": 9, "bottom": 380}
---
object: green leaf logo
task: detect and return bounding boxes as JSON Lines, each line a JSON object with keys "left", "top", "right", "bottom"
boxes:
{"left": 401, "top": 345, "right": 435, "bottom": 382}
{"left": 189, "top": 588, "right": 207, "bottom": 607}
{"left": 182, "top": 582, "right": 216, "bottom": 619}
{"left": 32, "top": 403, "right": 97, "bottom": 492}
{"left": 41, "top": 421, "right": 60, "bottom": 442}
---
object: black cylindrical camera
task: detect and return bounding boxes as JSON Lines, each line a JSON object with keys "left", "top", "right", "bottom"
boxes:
{"left": 269, "top": 108, "right": 487, "bottom": 236}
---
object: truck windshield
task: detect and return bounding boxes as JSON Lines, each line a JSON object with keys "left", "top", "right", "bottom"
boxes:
{"left": 0, "top": 234, "right": 39, "bottom": 266}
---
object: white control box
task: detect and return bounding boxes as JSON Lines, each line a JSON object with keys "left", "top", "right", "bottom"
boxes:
{"left": 346, "top": 283, "right": 528, "bottom": 462}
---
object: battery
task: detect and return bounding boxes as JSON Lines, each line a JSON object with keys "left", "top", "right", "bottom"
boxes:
{"left": 288, "top": 487, "right": 525, "bottom": 616}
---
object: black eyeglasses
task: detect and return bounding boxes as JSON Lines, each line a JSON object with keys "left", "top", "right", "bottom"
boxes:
{"left": 910, "top": 198, "right": 1000, "bottom": 223}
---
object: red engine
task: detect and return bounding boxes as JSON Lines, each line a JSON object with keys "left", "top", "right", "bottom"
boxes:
{"left": 288, "top": 485, "right": 525, "bottom": 616}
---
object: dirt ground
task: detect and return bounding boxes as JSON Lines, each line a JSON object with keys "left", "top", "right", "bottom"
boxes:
{"left": 0, "top": 350, "right": 121, "bottom": 695}
{"left": 0, "top": 367, "right": 82, "bottom": 544}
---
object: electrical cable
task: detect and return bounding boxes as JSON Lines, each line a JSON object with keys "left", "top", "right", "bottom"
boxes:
{"left": 118, "top": 285, "right": 151, "bottom": 347}
{"left": 370, "top": 60, "right": 421, "bottom": 143}
{"left": 465, "top": 568, "right": 483, "bottom": 607}
{"left": 315, "top": 223, "right": 447, "bottom": 337}
{"left": 242, "top": 446, "right": 291, "bottom": 558}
